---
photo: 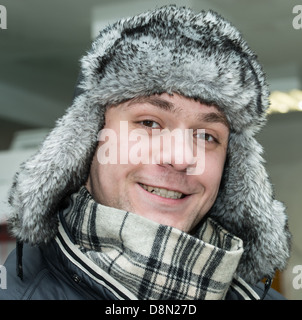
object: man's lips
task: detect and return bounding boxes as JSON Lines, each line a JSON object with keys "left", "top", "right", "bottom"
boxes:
{"left": 138, "top": 183, "right": 187, "bottom": 199}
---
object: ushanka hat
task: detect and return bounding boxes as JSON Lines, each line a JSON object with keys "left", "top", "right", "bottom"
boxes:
{"left": 8, "top": 5, "right": 290, "bottom": 284}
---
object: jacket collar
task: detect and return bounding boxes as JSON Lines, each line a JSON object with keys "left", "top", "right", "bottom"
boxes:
{"left": 53, "top": 210, "right": 137, "bottom": 300}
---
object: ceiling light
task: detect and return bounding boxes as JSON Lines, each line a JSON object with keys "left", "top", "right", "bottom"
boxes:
{"left": 269, "top": 89, "right": 302, "bottom": 114}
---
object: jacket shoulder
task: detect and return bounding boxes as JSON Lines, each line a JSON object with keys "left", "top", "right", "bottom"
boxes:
{"left": 0, "top": 243, "right": 81, "bottom": 300}
{"left": 0, "top": 244, "right": 46, "bottom": 299}
{"left": 253, "top": 282, "right": 286, "bottom": 300}
{"left": 0, "top": 243, "right": 65, "bottom": 299}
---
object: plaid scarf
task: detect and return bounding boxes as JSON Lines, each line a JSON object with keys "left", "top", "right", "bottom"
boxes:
{"left": 64, "top": 187, "right": 244, "bottom": 300}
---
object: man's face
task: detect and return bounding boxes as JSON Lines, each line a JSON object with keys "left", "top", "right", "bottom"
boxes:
{"left": 86, "top": 93, "right": 229, "bottom": 233}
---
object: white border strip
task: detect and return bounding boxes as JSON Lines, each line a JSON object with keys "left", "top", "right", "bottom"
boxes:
{"left": 231, "top": 275, "right": 260, "bottom": 300}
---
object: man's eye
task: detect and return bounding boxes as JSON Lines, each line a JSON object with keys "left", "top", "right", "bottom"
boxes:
{"left": 140, "top": 120, "right": 161, "bottom": 129}
{"left": 196, "top": 132, "right": 218, "bottom": 143}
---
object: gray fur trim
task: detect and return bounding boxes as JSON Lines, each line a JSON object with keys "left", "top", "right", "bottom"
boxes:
{"left": 7, "top": 5, "right": 290, "bottom": 284}
{"left": 209, "top": 132, "right": 291, "bottom": 282}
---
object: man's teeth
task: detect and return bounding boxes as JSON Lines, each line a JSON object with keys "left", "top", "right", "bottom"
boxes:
{"left": 140, "top": 184, "right": 183, "bottom": 199}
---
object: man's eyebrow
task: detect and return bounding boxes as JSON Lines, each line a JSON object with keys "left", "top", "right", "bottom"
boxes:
{"left": 199, "top": 112, "right": 230, "bottom": 129}
{"left": 127, "top": 96, "right": 177, "bottom": 112}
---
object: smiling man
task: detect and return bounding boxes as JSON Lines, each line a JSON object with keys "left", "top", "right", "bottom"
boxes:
{"left": 1, "top": 6, "right": 291, "bottom": 300}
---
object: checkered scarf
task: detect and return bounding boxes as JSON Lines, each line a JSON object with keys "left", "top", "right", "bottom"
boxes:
{"left": 64, "top": 187, "right": 244, "bottom": 300}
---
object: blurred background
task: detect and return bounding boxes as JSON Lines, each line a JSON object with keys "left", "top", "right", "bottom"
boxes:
{"left": 0, "top": 0, "right": 301, "bottom": 299}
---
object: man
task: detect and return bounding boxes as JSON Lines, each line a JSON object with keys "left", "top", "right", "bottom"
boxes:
{"left": 1, "top": 5, "right": 291, "bottom": 300}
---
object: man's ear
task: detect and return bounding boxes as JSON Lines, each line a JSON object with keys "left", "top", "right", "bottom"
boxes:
{"left": 85, "top": 176, "right": 92, "bottom": 193}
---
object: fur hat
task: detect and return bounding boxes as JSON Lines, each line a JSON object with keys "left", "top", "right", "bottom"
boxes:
{"left": 8, "top": 5, "right": 290, "bottom": 284}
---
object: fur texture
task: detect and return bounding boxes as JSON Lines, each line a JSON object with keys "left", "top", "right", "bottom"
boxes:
{"left": 7, "top": 5, "right": 290, "bottom": 284}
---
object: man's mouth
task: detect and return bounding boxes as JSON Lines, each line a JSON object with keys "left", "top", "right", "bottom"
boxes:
{"left": 139, "top": 183, "right": 186, "bottom": 199}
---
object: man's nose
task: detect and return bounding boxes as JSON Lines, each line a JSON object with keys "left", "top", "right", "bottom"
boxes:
{"left": 152, "top": 128, "right": 198, "bottom": 172}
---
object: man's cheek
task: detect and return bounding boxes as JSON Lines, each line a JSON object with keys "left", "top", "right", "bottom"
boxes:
{"left": 97, "top": 128, "right": 118, "bottom": 165}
